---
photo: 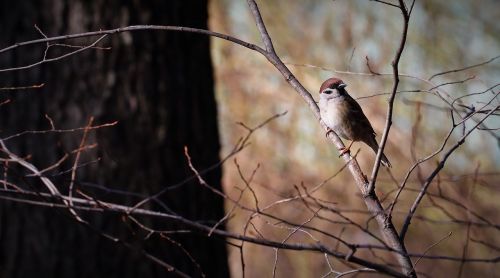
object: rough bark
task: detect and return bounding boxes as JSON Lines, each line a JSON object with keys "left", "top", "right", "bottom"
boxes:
{"left": 0, "top": 0, "right": 228, "bottom": 277}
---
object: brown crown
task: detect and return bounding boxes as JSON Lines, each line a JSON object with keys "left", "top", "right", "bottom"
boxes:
{"left": 319, "top": 77, "right": 344, "bottom": 93}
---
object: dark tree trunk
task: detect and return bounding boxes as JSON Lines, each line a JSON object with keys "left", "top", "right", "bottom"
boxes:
{"left": 0, "top": 1, "right": 228, "bottom": 277}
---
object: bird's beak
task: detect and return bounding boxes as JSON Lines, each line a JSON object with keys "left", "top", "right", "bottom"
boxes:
{"left": 338, "top": 83, "right": 347, "bottom": 89}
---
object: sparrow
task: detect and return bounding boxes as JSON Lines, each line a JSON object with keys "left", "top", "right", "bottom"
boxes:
{"left": 319, "top": 77, "right": 391, "bottom": 167}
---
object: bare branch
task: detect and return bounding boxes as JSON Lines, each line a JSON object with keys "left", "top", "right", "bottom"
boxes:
{"left": 369, "top": 0, "right": 400, "bottom": 8}
{"left": 0, "top": 139, "right": 84, "bottom": 222}
{"left": 0, "top": 25, "right": 266, "bottom": 57}
{"left": 2, "top": 121, "right": 118, "bottom": 141}
{"left": 69, "top": 117, "right": 94, "bottom": 208}
{"left": 2, "top": 2, "right": 496, "bottom": 276}
{"left": 0, "top": 83, "right": 45, "bottom": 91}
{"left": 429, "top": 55, "right": 500, "bottom": 80}
{"left": 244, "top": 0, "right": 415, "bottom": 275}
{"left": 399, "top": 104, "right": 499, "bottom": 240}
{"left": 0, "top": 35, "right": 108, "bottom": 73}
{"left": 413, "top": 232, "right": 453, "bottom": 269}
{"left": 368, "top": 0, "right": 410, "bottom": 194}
{"left": 0, "top": 188, "right": 409, "bottom": 277}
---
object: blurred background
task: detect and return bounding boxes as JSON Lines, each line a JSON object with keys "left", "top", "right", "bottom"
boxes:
{"left": 210, "top": 0, "right": 499, "bottom": 277}
{"left": 0, "top": 0, "right": 498, "bottom": 277}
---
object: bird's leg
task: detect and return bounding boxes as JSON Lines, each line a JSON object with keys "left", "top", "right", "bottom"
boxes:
{"left": 339, "top": 140, "right": 354, "bottom": 157}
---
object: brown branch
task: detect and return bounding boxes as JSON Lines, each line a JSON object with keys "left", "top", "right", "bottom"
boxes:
{"left": 412, "top": 232, "right": 453, "bottom": 270}
{"left": 272, "top": 209, "right": 319, "bottom": 277}
{"left": 2, "top": 121, "right": 118, "bottom": 141}
{"left": 389, "top": 91, "right": 500, "bottom": 217}
{"left": 427, "top": 75, "right": 475, "bottom": 91}
{"left": 369, "top": 0, "right": 400, "bottom": 8}
{"left": 27, "top": 153, "right": 69, "bottom": 176}
{"left": 0, "top": 99, "right": 11, "bottom": 106}
{"left": 0, "top": 25, "right": 266, "bottom": 56}
{"left": 129, "top": 111, "right": 286, "bottom": 211}
{"left": 69, "top": 117, "right": 94, "bottom": 208}
{"left": 365, "top": 56, "right": 381, "bottom": 75}
{"left": 429, "top": 55, "right": 500, "bottom": 80}
{"left": 0, "top": 83, "right": 45, "bottom": 91}
{"left": 0, "top": 139, "right": 84, "bottom": 222}
{"left": 388, "top": 115, "right": 455, "bottom": 216}
{"left": 245, "top": 0, "right": 415, "bottom": 275}
{"left": 399, "top": 105, "right": 499, "bottom": 240}
{"left": 0, "top": 35, "right": 108, "bottom": 72}
{"left": 470, "top": 238, "right": 500, "bottom": 252}
{"left": 184, "top": 146, "right": 358, "bottom": 250}
{"left": 127, "top": 216, "right": 206, "bottom": 277}
{"left": 0, "top": 185, "right": 500, "bottom": 263}
{"left": 4, "top": 189, "right": 499, "bottom": 266}
{"left": 5, "top": 4, "right": 492, "bottom": 276}
{"left": 0, "top": 189, "right": 408, "bottom": 277}
{"left": 367, "top": 0, "right": 410, "bottom": 194}
{"left": 234, "top": 159, "right": 260, "bottom": 211}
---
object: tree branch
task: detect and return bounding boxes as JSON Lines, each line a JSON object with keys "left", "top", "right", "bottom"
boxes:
{"left": 246, "top": 0, "right": 415, "bottom": 276}
{"left": 367, "top": 0, "right": 410, "bottom": 194}
{"left": 399, "top": 104, "right": 499, "bottom": 240}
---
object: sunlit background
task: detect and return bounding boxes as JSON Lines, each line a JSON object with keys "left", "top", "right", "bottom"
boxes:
{"left": 209, "top": 0, "right": 499, "bottom": 276}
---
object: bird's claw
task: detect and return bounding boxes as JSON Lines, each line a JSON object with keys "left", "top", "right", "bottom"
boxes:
{"left": 338, "top": 147, "right": 351, "bottom": 157}
{"left": 325, "top": 128, "right": 334, "bottom": 138}
{"left": 338, "top": 140, "right": 354, "bottom": 158}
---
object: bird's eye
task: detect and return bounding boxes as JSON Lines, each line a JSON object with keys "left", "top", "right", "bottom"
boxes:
{"left": 323, "top": 89, "right": 333, "bottom": 94}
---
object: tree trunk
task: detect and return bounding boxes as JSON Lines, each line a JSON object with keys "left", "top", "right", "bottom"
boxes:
{"left": 0, "top": 0, "right": 228, "bottom": 277}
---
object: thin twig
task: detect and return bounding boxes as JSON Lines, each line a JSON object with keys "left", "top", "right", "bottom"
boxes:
{"left": 69, "top": 117, "right": 94, "bottom": 208}
{"left": 429, "top": 55, "right": 500, "bottom": 80}
{"left": 368, "top": 0, "right": 410, "bottom": 194}
{"left": 0, "top": 83, "right": 45, "bottom": 91}
{"left": 413, "top": 232, "right": 453, "bottom": 269}
{"left": 245, "top": 0, "right": 416, "bottom": 275}
{"left": 399, "top": 105, "right": 499, "bottom": 240}
{"left": 0, "top": 35, "right": 108, "bottom": 73}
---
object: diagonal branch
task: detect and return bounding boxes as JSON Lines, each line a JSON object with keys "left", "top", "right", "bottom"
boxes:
{"left": 368, "top": 0, "right": 410, "bottom": 194}
{"left": 0, "top": 187, "right": 408, "bottom": 277}
{"left": 0, "top": 139, "right": 84, "bottom": 222}
{"left": 0, "top": 35, "right": 108, "bottom": 73}
{"left": 429, "top": 55, "right": 500, "bottom": 80}
{"left": 399, "top": 105, "right": 499, "bottom": 240}
{"left": 246, "top": 0, "right": 415, "bottom": 276}
{"left": 0, "top": 4, "right": 417, "bottom": 276}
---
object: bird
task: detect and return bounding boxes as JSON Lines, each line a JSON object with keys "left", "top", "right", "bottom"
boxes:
{"left": 318, "top": 77, "right": 391, "bottom": 167}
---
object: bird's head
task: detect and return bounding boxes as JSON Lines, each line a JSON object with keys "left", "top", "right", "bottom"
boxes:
{"left": 319, "top": 77, "right": 347, "bottom": 100}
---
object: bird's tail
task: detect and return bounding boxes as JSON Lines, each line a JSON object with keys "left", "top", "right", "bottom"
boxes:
{"left": 367, "top": 137, "right": 392, "bottom": 168}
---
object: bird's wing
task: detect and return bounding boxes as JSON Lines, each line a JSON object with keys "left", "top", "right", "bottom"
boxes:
{"left": 346, "top": 95, "right": 377, "bottom": 136}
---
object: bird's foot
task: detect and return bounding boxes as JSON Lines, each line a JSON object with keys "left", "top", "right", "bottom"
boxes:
{"left": 325, "top": 128, "right": 335, "bottom": 138}
{"left": 338, "top": 146, "right": 351, "bottom": 157}
{"left": 338, "top": 140, "right": 354, "bottom": 157}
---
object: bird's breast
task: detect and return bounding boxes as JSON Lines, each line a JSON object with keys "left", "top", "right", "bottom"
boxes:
{"left": 320, "top": 98, "right": 349, "bottom": 134}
